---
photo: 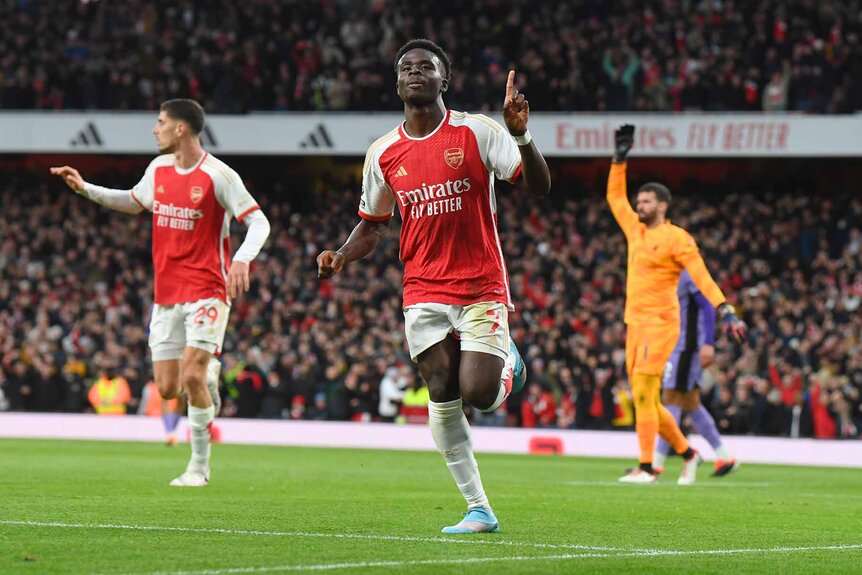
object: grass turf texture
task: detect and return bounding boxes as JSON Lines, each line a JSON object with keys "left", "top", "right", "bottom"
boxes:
{"left": 1, "top": 439, "right": 860, "bottom": 574}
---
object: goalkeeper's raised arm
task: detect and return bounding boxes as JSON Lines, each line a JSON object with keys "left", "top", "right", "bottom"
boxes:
{"left": 606, "top": 124, "right": 638, "bottom": 238}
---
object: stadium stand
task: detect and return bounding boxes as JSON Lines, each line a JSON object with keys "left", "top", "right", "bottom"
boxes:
{"left": 1, "top": 0, "right": 860, "bottom": 113}
{"left": 1, "top": 160, "right": 860, "bottom": 439}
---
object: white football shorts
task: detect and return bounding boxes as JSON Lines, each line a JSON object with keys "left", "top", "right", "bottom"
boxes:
{"left": 149, "top": 297, "right": 230, "bottom": 361}
{"left": 403, "top": 301, "right": 509, "bottom": 362}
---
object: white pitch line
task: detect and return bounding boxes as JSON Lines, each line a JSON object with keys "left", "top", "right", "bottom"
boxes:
{"left": 8, "top": 519, "right": 860, "bottom": 575}
{"left": 141, "top": 543, "right": 862, "bottom": 575}
{"left": 793, "top": 492, "right": 862, "bottom": 501}
{"left": 629, "top": 544, "right": 862, "bottom": 557}
{"left": 0, "top": 520, "right": 629, "bottom": 553}
{"left": 141, "top": 553, "right": 614, "bottom": 575}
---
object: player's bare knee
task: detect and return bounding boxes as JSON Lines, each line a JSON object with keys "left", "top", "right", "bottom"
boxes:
{"left": 418, "top": 357, "right": 459, "bottom": 403}
{"left": 425, "top": 370, "right": 460, "bottom": 403}
{"left": 156, "top": 379, "right": 182, "bottom": 400}
{"left": 182, "top": 370, "right": 205, "bottom": 389}
{"left": 154, "top": 369, "right": 181, "bottom": 399}
{"left": 459, "top": 379, "right": 497, "bottom": 411}
{"left": 458, "top": 351, "right": 504, "bottom": 410}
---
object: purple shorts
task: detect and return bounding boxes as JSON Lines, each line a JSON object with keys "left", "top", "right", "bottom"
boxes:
{"left": 661, "top": 347, "right": 702, "bottom": 392}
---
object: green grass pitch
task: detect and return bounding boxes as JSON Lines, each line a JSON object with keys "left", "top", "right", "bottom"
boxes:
{"left": 1, "top": 438, "right": 861, "bottom": 574}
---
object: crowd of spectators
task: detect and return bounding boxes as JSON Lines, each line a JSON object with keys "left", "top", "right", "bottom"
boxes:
{"left": 2, "top": 0, "right": 861, "bottom": 113}
{"left": 1, "top": 159, "right": 861, "bottom": 441}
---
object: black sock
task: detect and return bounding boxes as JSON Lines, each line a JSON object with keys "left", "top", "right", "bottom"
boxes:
{"left": 639, "top": 462, "right": 654, "bottom": 474}
{"left": 681, "top": 447, "right": 695, "bottom": 461}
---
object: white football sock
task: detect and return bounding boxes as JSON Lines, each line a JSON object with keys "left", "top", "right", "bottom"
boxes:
{"left": 715, "top": 445, "right": 732, "bottom": 460}
{"left": 428, "top": 399, "right": 490, "bottom": 510}
{"left": 188, "top": 404, "right": 215, "bottom": 473}
{"left": 653, "top": 450, "right": 667, "bottom": 469}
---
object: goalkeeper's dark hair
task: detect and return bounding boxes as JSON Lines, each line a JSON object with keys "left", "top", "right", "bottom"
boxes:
{"left": 638, "top": 182, "right": 672, "bottom": 204}
{"left": 395, "top": 39, "right": 451, "bottom": 80}
{"left": 160, "top": 99, "right": 206, "bottom": 135}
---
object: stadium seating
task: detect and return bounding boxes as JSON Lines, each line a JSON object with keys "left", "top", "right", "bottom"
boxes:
{"left": 1, "top": 165, "right": 860, "bottom": 439}
{"left": 1, "top": 0, "right": 860, "bottom": 113}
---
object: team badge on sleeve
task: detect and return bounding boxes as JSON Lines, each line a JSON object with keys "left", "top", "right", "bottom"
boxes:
{"left": 444, "top": 148, "right": 464, "bottom": 169}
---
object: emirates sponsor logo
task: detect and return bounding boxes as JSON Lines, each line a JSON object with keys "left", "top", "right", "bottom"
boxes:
{"left": 153, "top": 200, "right": 204, "bottom": 231}
{"left": 395, "top": 177, "right": 471, "bottom": 206}
{"left": 444, "top": 147, "right": 464, "bottom": 169}
{"left": 153, "top": 201, "right": 204, "bottom": 219}
{"left": 395, "top": 178, "right": 471, "bottom": 220}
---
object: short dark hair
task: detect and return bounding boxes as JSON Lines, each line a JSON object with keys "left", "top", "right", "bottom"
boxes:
{"left": 394, "top": 39, "right": 451, "bottom": 80}
{"left": 638, "top": 182, "right": 672, "bottom": 204}
{"left": 160, "top": 99, "right": 205, "bottom": 135}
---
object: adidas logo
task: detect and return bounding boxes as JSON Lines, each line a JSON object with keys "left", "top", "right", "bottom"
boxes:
{"left": 393, "top": 166, "right": 408, "bottom": 178}
{"left": 299, "top": 124, "right": 334, "bottom": 149}
{"left": 70, "top": 122, "right": 103, "bottom": 147}
{"left": 200, "top": 125, "right": 219, "bottom": 148}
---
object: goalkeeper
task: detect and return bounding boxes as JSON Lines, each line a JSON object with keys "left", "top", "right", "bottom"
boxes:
{"left": 607, "top": 124, "right": 748, "bottom": 485}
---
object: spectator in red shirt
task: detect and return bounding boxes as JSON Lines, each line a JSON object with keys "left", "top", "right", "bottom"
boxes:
{"left": 522, "top": 383, "right": 557, "bottom": 428}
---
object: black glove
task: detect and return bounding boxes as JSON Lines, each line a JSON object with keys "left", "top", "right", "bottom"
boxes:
{"left": 614, "top": 124, "right": 635, "bottom": 163}
{"left": 718, "top": 302, "right": 748, "bottom": 344}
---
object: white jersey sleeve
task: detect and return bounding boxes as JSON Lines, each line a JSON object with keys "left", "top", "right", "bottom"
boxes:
{"left": 81, "top": 155, "right": 164, "bottom": 214}
{"left": 466, "top": 114, "right": 522, "bottom": 182}
{"left": 129, "top": 156, "right": 163, "bottom": 211}
{"left": 208, "top": 157, "right": 260, "bottom": 222}
{"left": 358, "top": 129, "right": 399, "bottom": 221}
{"left": 80, "top": 182, "right": 144, "bottom": 214}
{"left": 232, "top": 209, "right": 270, "bottom": 264}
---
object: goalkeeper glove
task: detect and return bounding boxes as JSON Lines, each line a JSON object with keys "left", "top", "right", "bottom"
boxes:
{"left": 614, "top": 124, "right": 635, "bottom": 163}
{"left": 718, "top": 303, "right": 748, "bottom": 343}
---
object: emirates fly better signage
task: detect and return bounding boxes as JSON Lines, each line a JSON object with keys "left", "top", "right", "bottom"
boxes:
{"left": 554, "top": 118, "right": 793, "bottom": 155}
{"left": 1, "top": 112, "right": 858, "bottom": 157}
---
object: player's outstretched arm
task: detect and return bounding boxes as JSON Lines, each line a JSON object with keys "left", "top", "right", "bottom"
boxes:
{"left": 606, "top": 125, "right": 638, "bottom": 235}
{"left": 317, "top": 219, "right": 388, "bottom": 279}
{"left": 503, "top": 70, "right": 550, "bottom": 197}
{"left": 49, "top": 165, "right": 144, "bottom": 215}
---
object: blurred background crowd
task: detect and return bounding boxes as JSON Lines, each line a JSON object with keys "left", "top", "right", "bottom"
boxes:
{"left": 2, "top": 0, "right": 861, "bottom": 113}
{"left": 1, "top": 0, "right": 860, "bottom": 440}
{"left": 1, "top": 159, "right": 860, "bottom": 440}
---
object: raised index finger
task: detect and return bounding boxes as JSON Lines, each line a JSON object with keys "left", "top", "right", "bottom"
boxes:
{"left": 505, "top": 70, "right": 515, "bottom": 98}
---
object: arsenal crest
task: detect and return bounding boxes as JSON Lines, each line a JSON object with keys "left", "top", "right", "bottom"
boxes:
{"left": 189, "top": 186, "right": 204, "bottom": 203}
{"left": 444, "top": 148, "right": 464, "bottom": 169}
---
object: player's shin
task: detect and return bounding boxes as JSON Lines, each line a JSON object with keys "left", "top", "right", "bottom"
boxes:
{"left": 162, "top": 410, "right": 181, "bottom": 435}
{"left": 428, "top": 398, "right": 490, "bottom": 510}
{"left": 688, "top": 405, "right": 727, "bottom": 455}
{"left": 654, "top": 404, "right": 682, "bottom": 469}
{"left": 631, "top": 373, "right": 661, "bottom": 470}
{"left": 206, "top": 357, "right": 222, "bottom": 416}
{"left": 658, "top": 403, "right": 691, "bottom": 456}
{"left": 187, "top": 404, "right": 215, "bottom": 474}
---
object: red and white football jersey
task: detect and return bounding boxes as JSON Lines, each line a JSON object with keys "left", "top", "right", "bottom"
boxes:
{"left": 130, "top": 152, "right": 260, "bottom": 305}
{"left": 359, "top": 110, "right": 522, "bottom": 308}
